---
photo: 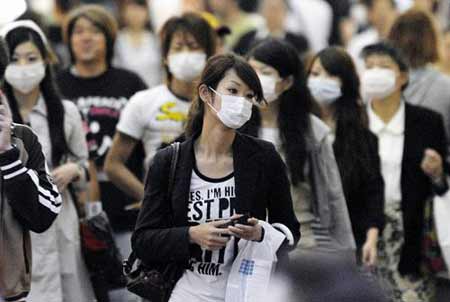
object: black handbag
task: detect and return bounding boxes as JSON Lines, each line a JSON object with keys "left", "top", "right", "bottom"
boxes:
{"left": 123, "top": 142, "right": 182, "bottom": 302}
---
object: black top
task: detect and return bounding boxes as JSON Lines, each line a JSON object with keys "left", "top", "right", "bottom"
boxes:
{"left": 132, "top": 132, "right": 300, "bottom": 267}
{"left": 395, "top": 103, "right": 448, "bottom": 275}
{"left": 233, "top": 30, "right": 309, "bottom": 58}
{"left": 334, "top": 129, "right": 385, "bottom": 248}
{"left": 57, "top": 67, "right": 147, "bottom": 231}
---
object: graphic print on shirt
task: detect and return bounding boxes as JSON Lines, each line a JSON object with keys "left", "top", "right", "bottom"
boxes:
{"left": 156, "top": 101, "right": 188, "bottom": 122}
{"left": 188, "top": 172, "right": 236, "bottom": 277}
{"left": 76, "top": 96, "right": 128, "bottom": 164}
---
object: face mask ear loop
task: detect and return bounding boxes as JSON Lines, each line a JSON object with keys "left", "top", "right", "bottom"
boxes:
{"left": 207, "top": 86, "right": 220, "bottom": 114}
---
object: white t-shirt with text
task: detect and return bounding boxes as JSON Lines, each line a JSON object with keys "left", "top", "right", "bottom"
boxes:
{"left": 170, "top": 166, "right": 236, "bottom": 302}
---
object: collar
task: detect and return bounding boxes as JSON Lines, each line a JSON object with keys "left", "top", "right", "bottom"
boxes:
{"left": 368, "top": 100, "right": 405, "bottom": 135}
{"left": 31, "top": 95, "right": 47, "bottom": 117}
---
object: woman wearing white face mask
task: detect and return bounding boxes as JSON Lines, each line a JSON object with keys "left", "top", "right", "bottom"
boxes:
{"left": 105, "top": 13, "right": 216, "bottom": 204}
{"left": 361, "top": 42, "right": 449, "bottom": 302}
{"left": 132, "top": 53, "right": 300, "bottom": 302}
{"left": 307, "top": 47, "right": 384, "bottom": 268}
{"left": 244, "top": 39, "right": 356, "bottom": 257}
{"left": 1, "top": 21, "right": 95, "bottom": 302}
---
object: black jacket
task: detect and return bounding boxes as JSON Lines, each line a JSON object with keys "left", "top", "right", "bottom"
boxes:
{"left": 395, "top": 103, "right": 448, "bottom": 275}
{"left": 334, "top": 129, "right": 385, "bottom": 248}
{"left": 132, "top": 133, "right": 300, "bottom": 265}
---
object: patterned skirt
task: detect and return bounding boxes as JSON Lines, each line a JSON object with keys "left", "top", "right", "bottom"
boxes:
{"left": 377, "top": 201, "right": 436, "bottom": 302}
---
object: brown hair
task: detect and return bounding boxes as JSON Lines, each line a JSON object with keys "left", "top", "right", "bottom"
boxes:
{"left": 388, "top": 9, "right": 440, "bottom": 68}
{"left": 63, "top": 4, "right": 118, "bottom": 65}
{"left": 185, "top": 53, "right": 264, "bottom": 137}
{"left": 160, "top": 12, "right": 217, "bottom": 79}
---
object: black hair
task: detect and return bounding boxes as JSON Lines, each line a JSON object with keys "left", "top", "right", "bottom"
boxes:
{"left": 3, "top": 27, "right": 70, "bottom": 166}
{"left": 186, "top": 53, "right": 264, "bottom": 136}
{"left": 361, "top": 41, "right": 408, "bottom": 72}
{"left": 0, "top": 38, "right": 9, "bottom": 79}
{"left": 309, "top": 47, "right": 376, "bottom": 193}
{"left": 244, "top": 38, "right": 314, "bottom": 185}
{"left": 160, "top": 13, "right": 216, "bottom": 80}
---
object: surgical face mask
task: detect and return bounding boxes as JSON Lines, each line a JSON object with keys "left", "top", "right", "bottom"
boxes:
{"left": 208, "top": 87, "right": 253, "bottom": 129}
{"left": 168, "top": 51, "right": 206, "bottom": 82}
{"left": 361, "top": 68, "right": 397, "bottom": 101}
{"left": 258, "top": 73, "right": 280, "bottom": 103}
{"left": 5, "top": 62, "right": 45, "bottom": 94}
{"left": 307, "top": 76, "right": 342, "bottom": 104}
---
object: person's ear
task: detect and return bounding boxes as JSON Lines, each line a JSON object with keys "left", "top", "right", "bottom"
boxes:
{"left": 199, "top": 84, "right": 213, "bottom": 104}
{"left": 398, "top": 71, "right": 408, "bottom": 89}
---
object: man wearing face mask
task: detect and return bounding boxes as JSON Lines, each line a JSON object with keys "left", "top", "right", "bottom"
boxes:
{"left": 104, "top": 13, "right": 217, "bottom": 205}
{"left": 362, "top": 42, "right": 449, "bottom": 302}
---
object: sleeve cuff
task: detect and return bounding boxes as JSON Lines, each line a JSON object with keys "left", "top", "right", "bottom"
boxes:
{"left": 432, "top": 176, "right": 449, "bottom": 196}
{"left": 0, "top": 147, "right": 28, "bottom": 180}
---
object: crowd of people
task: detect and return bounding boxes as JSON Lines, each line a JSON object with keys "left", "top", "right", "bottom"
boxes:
{"left": 1, "top": 0, "right": 450, "bottom": 302}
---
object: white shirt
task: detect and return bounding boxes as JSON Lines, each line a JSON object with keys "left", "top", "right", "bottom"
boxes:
{"left": 170, "top": 168, "right": 236, "bottom": 302}
{"left": 286, "top": 0, "right": 332, "bottom": 52}
{"left": 116, "top": 85, "right": 190, "bottom": 167}
{"left": 368, "top": 102, "right": 405, "bottom": 204}
{"left": 114, "top": 31, "right": 162, "bottom": 88}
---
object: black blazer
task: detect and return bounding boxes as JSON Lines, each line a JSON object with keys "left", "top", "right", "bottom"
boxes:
{"left": 334, "top": 129, "right": 385, "bottom": 248}
{"left": 397, "top": 103, "right": 448, "bottom": 275}
{"left": 132, "top": 132, "right": 301, "bottom": 265}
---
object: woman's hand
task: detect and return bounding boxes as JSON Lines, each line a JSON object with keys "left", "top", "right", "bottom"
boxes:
{"left": 362, "top": 228, "right": 378, "bottom": 267}
{"left": 0, "top": 92, "right": 13, "bottom": 153}
{"left": 52, "top": 162, "right": 81, "bottom": 191}
{"left": 228, "top": 216, "right": 262, "bottom": 242}
{"left": 188, "top": 220, "right": 231, "bottom": 251}
{"left": 421, "top": 148, "right": 444, "bottom": 182}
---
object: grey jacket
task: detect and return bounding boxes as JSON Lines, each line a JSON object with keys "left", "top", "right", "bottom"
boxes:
{"left": 405, "top": 67, "right": 450, "bottom": 156}
{"left": 307, "top": 116, "right": 356, "bottom": 251}
{"left": 0, "top": 124, "right": 61, "bottom": 302}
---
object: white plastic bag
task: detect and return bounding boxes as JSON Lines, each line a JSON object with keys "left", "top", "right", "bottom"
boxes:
{"left": 434, "top": 192, "right": 450, "bottom": 273}
{"left": 225, "top": 222, "right": 286, "bottom": 302}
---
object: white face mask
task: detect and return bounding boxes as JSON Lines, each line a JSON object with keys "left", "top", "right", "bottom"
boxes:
{"left": 258, "top": 73, "right": 280, "bottom": 103}
{"left": 5, "top": 62, "right": 45, "bottom": 94}
{"left": 208, "top": 87, "right": 253, "bottom": 129}
{"left": 168, "top": 51, "right": 206, "bottom": 82}
{"left": 307, "top": 76, "right": 342, "bottom": 104}
{"left": 361, "top": 68, "right": 397, "bottom": 101}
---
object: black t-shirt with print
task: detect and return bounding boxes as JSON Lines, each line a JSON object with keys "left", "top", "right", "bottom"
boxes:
{"left": 57, "top": 67, "right": 147, "bottom": 231}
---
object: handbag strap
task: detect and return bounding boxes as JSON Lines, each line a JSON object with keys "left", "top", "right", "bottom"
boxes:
{"left": 124, "top": 142, "right": 180, "bottom": 275}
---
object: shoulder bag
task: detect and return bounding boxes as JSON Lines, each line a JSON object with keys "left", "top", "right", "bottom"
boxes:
{"left": 123, "top": 142, "right": 183, "bottom": 302}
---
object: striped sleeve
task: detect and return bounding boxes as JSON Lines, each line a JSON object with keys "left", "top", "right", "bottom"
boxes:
{"left": 0, "top": 128, "right": 61, "bottom": 233}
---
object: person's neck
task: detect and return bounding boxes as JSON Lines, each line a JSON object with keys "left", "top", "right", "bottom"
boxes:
{"left": 74, "top": 60, "right": 107, "bottom": 78}
{"left": 371, "top": 92, "right": 402, "bottom": 124}
{"left": 197, "top": 115, "right": 235, "bottom": 159}
{"left": 14, "top": 88, "right": 41, "bottom": 120}
{"left": 260, "top": 101, "right": 279, "bottom": 128}
{"left": 267, "top": 23, "right": 285, "bottom": 37}
{"left": 439, "top": 61, "right": 450, "bottom": 75}
{"left": 169, "top": 78, "right": 196, "bottom": 101}
{"left": 320, "top": 104, "right": 335, "bottom": 128}
{"left": 223, "top": 6, "right": 242, "bottom": 24}
{"left": 376, "top": 13, "right": 397, "bottom": 39}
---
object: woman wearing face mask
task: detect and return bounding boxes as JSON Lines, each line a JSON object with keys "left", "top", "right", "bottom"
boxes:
{"left": 307, "top": 47, "right": 385, "bottom": 267}
{"left": 361, "top": 42, "right": 449, "bottom": 302}
{"left": 132, "top": 53, "right": 300, "bottom": 302}
{"left": 0, "top": 21, "right": 95, "bottom": 302}
{"left": 244, "top": 38, "right": 355, "bottom": 256}
{"left": 105, "top": 13, "right": 216, "bottom": 204}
